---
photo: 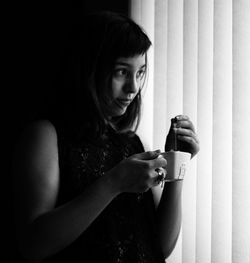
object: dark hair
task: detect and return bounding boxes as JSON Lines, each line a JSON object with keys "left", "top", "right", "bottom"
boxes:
{"left": 42, "top": 11, "right": 152, "bottom": 140}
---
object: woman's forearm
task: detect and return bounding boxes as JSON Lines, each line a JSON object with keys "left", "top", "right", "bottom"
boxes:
{"left": 19, "top": 173, "right": 118, "bottom": 263}
{"left": 156, "top": 180, "right": 183, "bottom": 259}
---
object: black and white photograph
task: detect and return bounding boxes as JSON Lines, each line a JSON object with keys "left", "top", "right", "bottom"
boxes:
{"left": 6, "top": 0, "right": 250, "bottom": 262}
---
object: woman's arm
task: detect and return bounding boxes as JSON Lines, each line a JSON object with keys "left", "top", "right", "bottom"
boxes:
{"left": 12, "top": 121, "right": 119, "bottom": 262}
{"left": 12, "top": 120, "right": 166, "bottom": 263}
{"left": 152, "top": 115, "right": 199, "bottom": 259}
{"left": 152, "top": 181, "right": 183, "bottom": 259}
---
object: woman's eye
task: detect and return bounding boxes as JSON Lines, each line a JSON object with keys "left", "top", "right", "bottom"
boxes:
{"left": 113, "top": 68, "right": 145, "bottom": 80}
{"left": 136, "top": 70, "right": 145, "bottom": 79}
{"left": 114, "top": 69, "right": 128, "bottom": 77}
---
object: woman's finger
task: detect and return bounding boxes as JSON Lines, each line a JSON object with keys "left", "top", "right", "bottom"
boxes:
{"left": 148, "top": 154, "right": 167, "bottom": 169}
{"left": 174, "top": 127, "right": 199, "bottom": 143}
{"left": 175, "top": 120, "right": 195, "bottom": 133}
{"left": 177, "top": 135, "right": 200, "bottom": 152}
{"left": 174, "top": 115, "right": 190, "bottom": 121}
{"left": 152, "top": 167, "right": 166, "bottom": 187}
{"left": 132, "top": 150, "right": 161, "bottom": 160}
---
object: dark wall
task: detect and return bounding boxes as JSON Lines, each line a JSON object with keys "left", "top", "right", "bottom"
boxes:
{"left": 6, "top": 1, "right": 129, "bottom": 262}
{"left": 8, "top": 0, "right": 129, "bottom": 149}
{"left": 8, "top": 0, "right": 129, "bottom": 157}
{"left": 11, "top": 0, "right": 129, "bottom": 127}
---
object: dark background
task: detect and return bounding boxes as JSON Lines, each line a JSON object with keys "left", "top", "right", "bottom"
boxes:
{"left": 10, "top": 0, "right": 129, "bottom": 137}
{"left": 6, "top": 1, "right": 129, "bottom": 261}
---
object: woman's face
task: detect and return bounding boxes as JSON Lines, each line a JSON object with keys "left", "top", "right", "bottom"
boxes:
{"left": 105, "top": 54, "right": 146, "bottom": 117}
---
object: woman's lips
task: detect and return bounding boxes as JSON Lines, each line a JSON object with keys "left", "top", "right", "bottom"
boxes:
{"left": 116, "top": 99, "right": 132, "bottom": 107}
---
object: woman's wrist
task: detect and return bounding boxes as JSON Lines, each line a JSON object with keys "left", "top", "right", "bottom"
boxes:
{"left": 102, "top": 170, "right": 121, "bottom": 198}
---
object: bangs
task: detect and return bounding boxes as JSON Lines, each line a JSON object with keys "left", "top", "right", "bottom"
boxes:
{"left": 81, "top": 12, "right": 152, "bottom": 69}
{"left": 114, "top": 22, "right": 152, "bottom": 57}
{"left": 101, "top": 16, "right": 152, "bottom": 59}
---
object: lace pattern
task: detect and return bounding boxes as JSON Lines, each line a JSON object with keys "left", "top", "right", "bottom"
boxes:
{"left": 44, "top": 130, "right": 165, "bottom": 263}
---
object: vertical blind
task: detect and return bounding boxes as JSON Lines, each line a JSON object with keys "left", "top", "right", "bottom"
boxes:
{"left": 130, "top": 0, "right": 250, "bottom": 263}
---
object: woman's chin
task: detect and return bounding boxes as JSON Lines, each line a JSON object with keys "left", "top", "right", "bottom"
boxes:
{"left": 110, "top": 107, "right": 128, "bottom": 117}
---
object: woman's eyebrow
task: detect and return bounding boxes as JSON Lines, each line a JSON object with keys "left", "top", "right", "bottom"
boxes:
{"left": 115, "top": 62, "right": 146, "bottom": 69}
{"left": 115, "top": 62, "right": 130, "bottom": 67}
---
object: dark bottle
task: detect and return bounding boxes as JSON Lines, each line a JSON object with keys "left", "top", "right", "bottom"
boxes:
{"left": 164, "top": 117, "right": 190, "bottom": 153}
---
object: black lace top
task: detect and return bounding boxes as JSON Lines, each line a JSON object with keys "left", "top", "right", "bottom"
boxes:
{"left": 43, "top": 128, "right": 165, "bottom": 263}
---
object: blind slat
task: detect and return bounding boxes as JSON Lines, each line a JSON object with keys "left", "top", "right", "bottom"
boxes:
{"left": 130, "top": 0, "right": 250, "bottom": 262}
{"left": 232, "top": 1, "right": 250, "bottom": 262}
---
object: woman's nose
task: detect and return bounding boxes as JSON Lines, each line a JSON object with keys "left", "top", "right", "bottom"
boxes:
{"left": 124, "top": 75, "right": 139, "bottom": 94}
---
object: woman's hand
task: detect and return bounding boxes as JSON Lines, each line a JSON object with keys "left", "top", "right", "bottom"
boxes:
{"left": 108, "top": 151, "right": 167, "bottom": 194}
{"left": 165, "top": 115, "right": 200, "bottom": 158}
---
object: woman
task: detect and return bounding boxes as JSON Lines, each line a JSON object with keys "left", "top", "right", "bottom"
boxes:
{"left": 12, "top": 11, "right": 199, "bottom": 263}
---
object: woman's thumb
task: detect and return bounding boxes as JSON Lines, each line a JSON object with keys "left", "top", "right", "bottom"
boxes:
{"left": 137, "top": 150, "right": 161, "bottom": 160}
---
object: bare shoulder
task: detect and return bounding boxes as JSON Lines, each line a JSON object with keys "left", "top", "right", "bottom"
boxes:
{"left": 12, "top": 118, "right": 59, "bottom": 176}
{"left": 12, "top": 120, "right": 60, "bottom": 223}
{"left": 20, "top": 119, "right": 57, "bottom": 143}
{"left": 13, "top": 119, "right": 59, "bottom": 170}
{"left": 14, "top": 120, "right": 57, "bottom": 155}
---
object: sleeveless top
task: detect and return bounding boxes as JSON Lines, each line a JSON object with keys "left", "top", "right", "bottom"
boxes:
{"left": 43, "top": 128, "right": 165, "bottom": 263}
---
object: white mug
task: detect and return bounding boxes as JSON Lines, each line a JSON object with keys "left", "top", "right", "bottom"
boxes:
{"left": 161, "top": 150, "right": 191, "bottom": 181}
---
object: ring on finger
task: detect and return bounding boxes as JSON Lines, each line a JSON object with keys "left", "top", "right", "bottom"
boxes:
{"left": 155, "top": 168, "right": 166, "bottom": 187}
